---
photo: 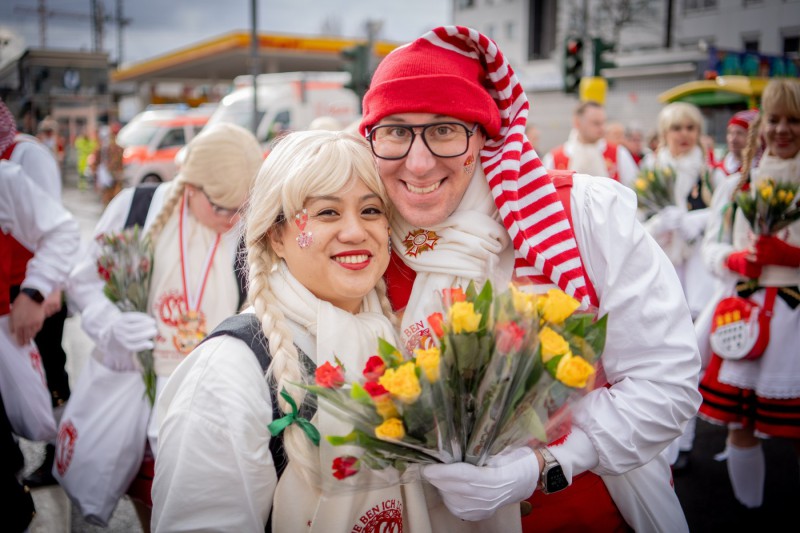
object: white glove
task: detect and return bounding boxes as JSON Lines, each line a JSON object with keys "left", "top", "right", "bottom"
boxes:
{"left": 104, "top": 311, "right": 157, "bottom": 371}
{"left": 657, "top": 205, "right": 685, "bottom": 233}
{"left": 421, "top": 447, "right": 539, "bottom": 521}
{"left": 678, "top": 209, "right": 709, "bottom": 242}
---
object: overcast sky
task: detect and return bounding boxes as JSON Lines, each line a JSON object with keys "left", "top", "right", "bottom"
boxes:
{"left": 0, "top": 0, "right": 451, "bottom": 67}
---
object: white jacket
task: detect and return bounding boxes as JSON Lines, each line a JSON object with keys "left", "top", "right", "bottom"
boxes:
{"left": 0, "top": 161, "right": 78, "bottom": 297}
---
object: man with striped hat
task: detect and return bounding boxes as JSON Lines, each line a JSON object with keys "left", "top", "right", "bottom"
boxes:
{"left": 361, "top": 26, "right": 700, "bottom": 533}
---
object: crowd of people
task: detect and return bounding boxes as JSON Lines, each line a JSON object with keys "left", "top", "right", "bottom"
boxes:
{"left": 2, "top": 24, "right": 798, "bottom": 533}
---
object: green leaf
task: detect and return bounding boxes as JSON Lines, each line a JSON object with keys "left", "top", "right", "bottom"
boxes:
{"left": 378, "top": 337, "right": 403, "bottom": 365}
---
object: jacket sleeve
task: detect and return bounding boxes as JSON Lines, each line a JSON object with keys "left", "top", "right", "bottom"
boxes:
{"left": 701, "top": 176, "right": 739, "bottom": 278}
{"left": 0, "top": 161, "right": 79, "bottom": 296}
{"left": 615, "top": 145, "right": 639, "bottom": 189}
{"left": 152, "top": 335, "right": 277, "bottom": 532}
{"left": 66, "top": 187, "right": 136, "bottom": 344}
{"left": 548, "top": 175, "right": 702, "bottom": 479}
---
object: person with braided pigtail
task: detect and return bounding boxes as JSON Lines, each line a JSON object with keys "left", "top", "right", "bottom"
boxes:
{"left": 698, "top": 79, "right": 800, "bottom": 510}
{"left": 153, "top": 130, "right": 519, "bottom": 532}
{"left": 66, "top": 122, "right": 262, "bottom": 531}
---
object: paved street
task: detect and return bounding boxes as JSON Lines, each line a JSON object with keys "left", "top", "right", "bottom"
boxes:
{"left": 19, "top": 173, "right": 799, "bottom": 532}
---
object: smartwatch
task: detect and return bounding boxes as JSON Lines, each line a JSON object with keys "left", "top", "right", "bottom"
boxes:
{"left": 538, "top": 447, "right": 569, "bottom": 494}
{"left": 20, "top": 287, "right": 45, "bottom": 304}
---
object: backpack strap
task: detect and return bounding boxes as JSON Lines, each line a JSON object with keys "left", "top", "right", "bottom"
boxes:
{"left": 550, "top": 171, "right": 600, "bottom": 308}
{"left": 123, "top": 183, "right": 159, "bottom": 229}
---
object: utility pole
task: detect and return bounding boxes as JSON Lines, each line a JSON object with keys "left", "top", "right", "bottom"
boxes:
{"left": 14, "top": 0, "right": 131, "bottom": 63}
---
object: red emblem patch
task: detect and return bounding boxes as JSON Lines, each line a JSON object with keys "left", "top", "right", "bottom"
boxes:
{"left": 55, "top": 420, "right": 78, "bottom": 476}
{"left": 402, "top": 229, "right": 439, "bottom": 258}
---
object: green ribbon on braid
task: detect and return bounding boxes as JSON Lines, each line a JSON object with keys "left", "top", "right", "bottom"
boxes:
{"left": 268, "top": 387, "right": 320, "bottom": 446}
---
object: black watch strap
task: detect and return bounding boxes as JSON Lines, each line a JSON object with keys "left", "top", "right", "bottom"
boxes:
{"left": 20, "top": 287, "right": 45, "bottom": 304}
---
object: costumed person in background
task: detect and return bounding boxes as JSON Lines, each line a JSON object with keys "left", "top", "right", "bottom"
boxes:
{"left": 35, "top": 115, "right": 65, "bottom": 169}
{"left": 711, "top": 110, "right": 760, "bottom": 184}
{"left": 67, "top": 123, "right": 262, "bottom": 531}
{"left": 91, "top": 122, "right": 125, "bottom": 206}
{"left": 74, "top": 126, "right": 98, "bottom": 191}
{"left": 623, "top": 121, "right": 648, "bottom": 167}
{"left": 360, "top": 25, "right": 700, "bottom": 532}
{"left": 1, "top": 98, "right": 72, "bottom": 488}
{"left": 698, "top": 79, "right": 800, "bottom": 510}
{"left": 640, "top": 102, "right": 718, "bottom": 470}
{"left": 542, "top": 100, "right": 639, "bottom": 186}
{"left": 1, "top": 160, "right": 80, "bottom": 533}
{"left": 153, "top": 130, "right": 511, "bottom": 532}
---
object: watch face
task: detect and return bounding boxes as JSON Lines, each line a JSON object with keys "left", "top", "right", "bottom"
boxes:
{"left": 544, "top": 465, "right": 569, "bottom": 493}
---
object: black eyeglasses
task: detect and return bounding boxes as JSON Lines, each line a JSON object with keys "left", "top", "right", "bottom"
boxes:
{"left": 199, "top": 189, "right": 241, "bottom": 218}
{"left": 367, "top": 122, "right": 478, "bottom": 160}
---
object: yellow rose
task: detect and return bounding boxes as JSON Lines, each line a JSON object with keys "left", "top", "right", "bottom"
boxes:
{"left": 540, "top": 289, "right": 580, "bottom": 324}
{"left": 539, "top": 327, "right": 570, "bottom": 362}
{"left": 662, "top": 167, "right": 673, "bottom": 177}
{"left": 379, "top": 362, "right": 421, "bottom": 404}
{"left": 760, "top": 185, "right": 773, "bottom": 200}
{"left": 373, "top": 396, "right": 399, "bottom": 419}
{"left": 510, "top": 284, "right": 538, "bottom": 318}
{"left": 375, "top": 417, "right": 406, "bottom": 441}
{"left": 449, "top": 301, "right": 482, "bottom": 333}
{"left": 634, "top": 178, "right": 647, "bottom": 191}
{"left": 647, "top": 171, "right": 655, "bottom": 182}
{"left": 555, "top": 352, "right": 596, "bottom": 388}
{"left": 414, "top": 347, "right": 441, "bottom": 383}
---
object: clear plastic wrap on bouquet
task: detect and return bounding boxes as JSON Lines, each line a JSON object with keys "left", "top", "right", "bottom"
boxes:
{"left": 298, "top": 280, "right": 608, "bottom": 484}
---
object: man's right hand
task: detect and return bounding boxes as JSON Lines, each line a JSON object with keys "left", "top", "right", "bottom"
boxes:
{"left": 725, "top": 250, "right": 762, "bottom": 279}
{"left": 9, "top": 292, "right": 46, "bottom": 346}
{"left": 104, "top": 311, "right": 158, "bottom": 370}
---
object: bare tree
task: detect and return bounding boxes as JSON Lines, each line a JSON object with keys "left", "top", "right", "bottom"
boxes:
{"left": 593, "top": 0, "right": 659, "bottom": 44}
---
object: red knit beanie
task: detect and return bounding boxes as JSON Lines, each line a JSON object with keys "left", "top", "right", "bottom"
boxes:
{"left": 728, "top": 109, "right": 758, "bottom": 130}
{"left": 360, "top": 38, "right": 501, "bottom": 137}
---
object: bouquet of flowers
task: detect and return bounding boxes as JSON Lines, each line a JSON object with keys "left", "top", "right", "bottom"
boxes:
{"left": 735, "top": 178, "right": 800, "bottom": 235}
{"left": 95, "top": 225, "right": 156, "bottom": 405}
{"left": 300, "top": 281, "right": 607, "bottom": 481}
{"left": 634, "top": 165, "right": 677, "bottom": 216}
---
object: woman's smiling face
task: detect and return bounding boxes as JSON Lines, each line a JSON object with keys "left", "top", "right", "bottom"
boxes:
{"left": 270, "top": 177, "right": 390, "bottom": 314}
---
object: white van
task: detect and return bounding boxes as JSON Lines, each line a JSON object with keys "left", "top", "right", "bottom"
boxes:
{"left": 205, "top": 71, "right": 361, "bottom": 146}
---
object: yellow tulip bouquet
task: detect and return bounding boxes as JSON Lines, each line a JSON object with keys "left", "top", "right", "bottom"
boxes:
{"left": 735, "top": 178, "right": 800, "bottom": 235}
{"left": 634, "top": 165, "right": 677, "bottom": 216}
{"left": 299, "top": 281, "right": 607, "bottom": 481}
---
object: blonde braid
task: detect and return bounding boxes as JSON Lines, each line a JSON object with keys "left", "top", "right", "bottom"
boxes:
{"left": 248, "top": 242, "right": 320, "bottom": 484}
{"left": 145, "top": 180, "right": 186, "bottom": 246}
{"left": 374, "top": 278, "right": 398, "bottom": 328}
{"left": 732, "top": 114, "right": 763, "bottom": 201}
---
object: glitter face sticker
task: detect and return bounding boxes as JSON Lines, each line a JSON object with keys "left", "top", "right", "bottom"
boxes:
{"left": 295, "top": 208, "right": 313, "bottom": 248}
{"left": 463, "top": 153, "right": 476, "bottom": 176}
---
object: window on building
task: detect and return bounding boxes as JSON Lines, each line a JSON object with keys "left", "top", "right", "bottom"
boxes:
{"left": 506, "top": 21, "right": 515, "bottom": 40}
{"left": 784, "top": 35, "right": 800, "bottom": 57}
{"left": 743, "top": 36, "right": 760, "bottom": 52}
{"left": 683, "top": 0, "right": 717, "bottom": 12}
{"left": 456, "top": 0, "right": 475, "bottom": 9}
{"left": 528, "top": 0, "right": 556, "bottom": 60}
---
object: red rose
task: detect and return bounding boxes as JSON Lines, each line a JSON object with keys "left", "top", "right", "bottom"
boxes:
{"left": 441, "top": 287, "right": 466, "bottom": 304}
{"left": 362, "top": 356, "right": 386, "bottom": 382}
{"left": 97, "top": 264, "right": 111, "bottom": 281}
{"left": 363, "top": 381, "right": 390, "bottom": 398}
{"left": 496, "top": 321, "right": 526, "bottom": 354}
{"left": 315, "top": 361, "right": 345, "bottom": 388}
{"left": 427, "top": 312, "right": 444, "bottom": 338}
{"left": 332, "top": 455, "right": 359, "bottom": 480}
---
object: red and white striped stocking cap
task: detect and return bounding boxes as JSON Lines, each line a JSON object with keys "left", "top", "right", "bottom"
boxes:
{"left": 362, "top": 26, "right": 591, "bottom": 306}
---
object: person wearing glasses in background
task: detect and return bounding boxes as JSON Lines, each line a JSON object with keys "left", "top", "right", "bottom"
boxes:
{"left": 66, "top": 123, "right": 263, "bottom": 531}
{"left": 360, "top": 26, "right": 700, "bottom": 532}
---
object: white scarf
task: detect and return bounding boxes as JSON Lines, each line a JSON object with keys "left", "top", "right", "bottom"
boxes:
{"left": 565, "top": 129, "right": 610, "bottom": 177}
{"left": 390, "top": 168, "right": 513, "bottom": 353}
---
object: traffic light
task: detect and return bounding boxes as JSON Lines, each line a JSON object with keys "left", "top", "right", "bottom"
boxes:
{"left": 341, "top": 44, "right": 372, "bottom": 104}
{"left": 592, "top": 38, "right": 616, "bottom": 77}
{"left": 563, "top": 37, "right": 584, "bottom": 94}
